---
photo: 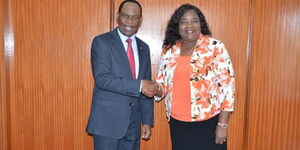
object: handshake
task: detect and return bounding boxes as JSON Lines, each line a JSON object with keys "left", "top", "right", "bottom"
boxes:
{"left": 141, "top": 80, "right": 161, "bottom": 98}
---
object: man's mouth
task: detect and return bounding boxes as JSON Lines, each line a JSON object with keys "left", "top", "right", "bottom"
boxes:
{"left": 124, "top": 25, "right": 135, "bottom": 30}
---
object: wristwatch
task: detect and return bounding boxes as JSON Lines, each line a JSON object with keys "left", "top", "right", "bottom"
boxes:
{"left": 217, "top": 122, "right": 228, "bottom": 129}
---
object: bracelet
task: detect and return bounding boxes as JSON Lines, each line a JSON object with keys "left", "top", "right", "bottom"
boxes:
{"left": 217, "top": 122, "right": 228, "bottom": 129}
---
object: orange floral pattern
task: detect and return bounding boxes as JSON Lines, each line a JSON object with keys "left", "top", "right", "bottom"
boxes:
{"left": 155, "top": 35, "right": 235, "bottom": 121}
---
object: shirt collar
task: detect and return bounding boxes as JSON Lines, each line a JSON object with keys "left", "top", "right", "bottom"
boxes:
{"left": 117, "top": 28, "right": 136, "bottom": 42}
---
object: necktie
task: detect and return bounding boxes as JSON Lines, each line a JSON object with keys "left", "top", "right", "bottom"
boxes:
{"left": 126, "top": 38, "right": 136, "bottom": 79}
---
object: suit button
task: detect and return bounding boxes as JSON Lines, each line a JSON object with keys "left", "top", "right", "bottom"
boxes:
{"left": 129, "top": 103, "right": 134, "bottom": 106}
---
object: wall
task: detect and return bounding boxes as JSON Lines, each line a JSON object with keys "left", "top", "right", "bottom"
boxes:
{"left": 1, "top": 0, "right": 8, "bottom": 149}
{"left": 4, "top": 0, "right": 110, "bottom": 149}
{"left": 246, "top": 0, "right": 300, "bottom": 149}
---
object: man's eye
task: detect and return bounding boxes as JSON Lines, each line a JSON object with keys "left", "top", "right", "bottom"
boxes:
{"left": 122, "top": 14, "right": 129, "bottom": 18}
{"left": 132, "top": 16, "right": 140, "bottom": 20}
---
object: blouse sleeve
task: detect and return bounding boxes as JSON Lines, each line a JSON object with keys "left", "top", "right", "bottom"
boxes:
{"left": 154, "top": 49, "right": 167, "bottom": 102}
{"left": 214, "top": 42, "right": 236, "bottom": 111}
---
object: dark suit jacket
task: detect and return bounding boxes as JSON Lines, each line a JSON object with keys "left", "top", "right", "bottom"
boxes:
{"left": 86, "top": 28, "right": 154, "bottom": 139}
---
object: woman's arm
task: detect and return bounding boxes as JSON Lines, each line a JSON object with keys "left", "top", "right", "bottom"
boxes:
{"left": 215, "top": 111, "right": 231, "bottom": 145}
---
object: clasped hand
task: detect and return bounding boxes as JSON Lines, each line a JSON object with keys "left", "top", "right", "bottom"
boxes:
{"left": 141, "top": 80, "right": 160, "bottom": 98}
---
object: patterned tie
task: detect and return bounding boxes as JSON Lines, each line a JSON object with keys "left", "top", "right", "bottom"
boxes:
{"left": 126, "top": 38, "right": 136, "bottom": 79}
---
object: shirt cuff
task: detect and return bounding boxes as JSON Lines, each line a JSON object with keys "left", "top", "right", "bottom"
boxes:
{"left": 139, "top": 80, "right": 142, "bottom": 92}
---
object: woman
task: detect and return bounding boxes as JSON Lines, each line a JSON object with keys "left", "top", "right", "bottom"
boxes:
{"left": 155, "top": 4, "right": 235, "bottom": 150}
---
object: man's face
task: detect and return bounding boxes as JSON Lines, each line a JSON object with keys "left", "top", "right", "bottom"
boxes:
{"left": 117, "top": 2, "right": 142, "bottom": 37}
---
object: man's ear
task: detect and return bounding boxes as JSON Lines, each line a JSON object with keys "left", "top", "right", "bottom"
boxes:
{"left": 139, "top": 16, "right": 143, "bottom": 27}
{"left": 116, "top": 13, "right": 120, "bottom": 24}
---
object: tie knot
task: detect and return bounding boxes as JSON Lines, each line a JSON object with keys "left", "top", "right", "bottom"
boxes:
{"left": 126, "top": 38, "right": 132, "bottom": 44}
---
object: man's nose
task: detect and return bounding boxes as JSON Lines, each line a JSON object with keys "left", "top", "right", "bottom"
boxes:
{"left": 126, "top": 17, "right": 135, "bottom": 24}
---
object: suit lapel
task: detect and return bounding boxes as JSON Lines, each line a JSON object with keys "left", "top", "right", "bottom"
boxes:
{"left": 136, "top": 38, "right": 144, "bottom": 79}
{"left": 111, "top": 29, "right": 145, "bottom": 79}
{"left": 111, "top": 29, "right": 132, "bottom": 76}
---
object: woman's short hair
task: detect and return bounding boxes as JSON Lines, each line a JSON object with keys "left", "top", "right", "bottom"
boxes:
{"left": 163, "top": 4, "right": 212, "bottom": 49}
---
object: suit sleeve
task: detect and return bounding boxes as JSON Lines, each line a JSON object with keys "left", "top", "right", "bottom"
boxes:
{"left": 91, "top": 37, "right": 141, "bottom": 97}
{"left": 140, "top": 45, "right": 154, "bottom": 126}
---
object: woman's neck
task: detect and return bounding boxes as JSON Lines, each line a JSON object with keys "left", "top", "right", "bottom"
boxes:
{"left": 180, "top": 40, "right": 197, "bottom": 56}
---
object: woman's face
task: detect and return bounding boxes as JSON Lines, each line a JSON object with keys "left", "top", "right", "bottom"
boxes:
{"left": 178, "top": 10, "right": 201, "bottom": 43}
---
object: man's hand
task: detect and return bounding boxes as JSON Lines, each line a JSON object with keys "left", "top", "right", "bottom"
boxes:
{"left": 141, "top": 80, "right": 159, "bottom": 98}
{"left": 141, "top": 124, "right": 152, "bottom": 140}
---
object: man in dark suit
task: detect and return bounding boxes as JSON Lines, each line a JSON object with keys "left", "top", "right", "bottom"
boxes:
{"left": 86, "top": 0, "right": 157, "bottom": 150}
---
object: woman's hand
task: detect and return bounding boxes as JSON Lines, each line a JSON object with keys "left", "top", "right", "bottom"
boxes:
{"left": 215, "top": 124, "right": 227, "bottom": 145}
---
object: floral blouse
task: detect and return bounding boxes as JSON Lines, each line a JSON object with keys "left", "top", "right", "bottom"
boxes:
{"left": 155, "top": 35, "right": 235, "bottom": 121}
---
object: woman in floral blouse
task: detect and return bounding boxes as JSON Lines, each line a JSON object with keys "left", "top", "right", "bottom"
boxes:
{"left": 155, "top": 4, "right": 235, "bottom": 150}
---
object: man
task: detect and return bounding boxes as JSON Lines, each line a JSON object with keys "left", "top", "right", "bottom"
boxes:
{"left": 86, "top": 0, "right": 157, "bottom": 150}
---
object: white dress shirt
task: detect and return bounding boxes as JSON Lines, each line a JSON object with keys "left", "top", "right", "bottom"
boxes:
{"left": 117, "top": 28, "right": 140, "bottom": 79}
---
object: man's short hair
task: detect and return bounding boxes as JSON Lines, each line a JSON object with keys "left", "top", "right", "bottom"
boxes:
{"left": 118, "top": 0, "right": 142, "bottom": 16}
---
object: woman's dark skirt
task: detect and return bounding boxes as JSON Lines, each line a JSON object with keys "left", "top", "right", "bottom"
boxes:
{"left": 169, "top": 115, "right": 227, "bottom": 150}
